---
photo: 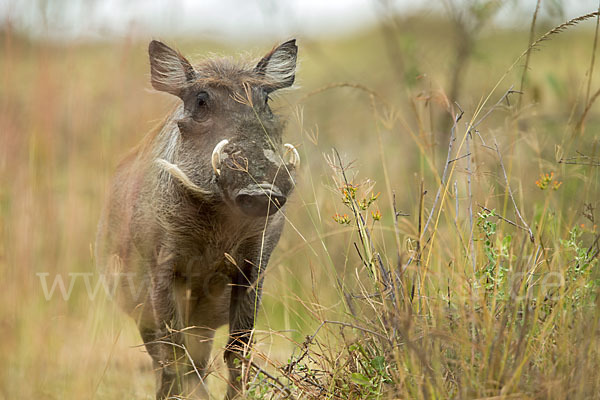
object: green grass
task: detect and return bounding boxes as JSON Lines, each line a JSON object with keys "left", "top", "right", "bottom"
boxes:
{"left": 1, "top": 10, "right": 600, "bottom": 399}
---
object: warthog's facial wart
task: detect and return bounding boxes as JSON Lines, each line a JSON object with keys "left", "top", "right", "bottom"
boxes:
{"left": 263, "top": 148, "right": 279, "bottom": 164}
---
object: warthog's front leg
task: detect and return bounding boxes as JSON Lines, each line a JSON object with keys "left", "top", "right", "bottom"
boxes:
{"left": 139, "top": 247, "right": 186, "bottom": 399}
{"left": 224, "top": 265, "right": 263, "bottom": 400}
{"left": 224, "top": 235, "right": 281, "bottom": 400}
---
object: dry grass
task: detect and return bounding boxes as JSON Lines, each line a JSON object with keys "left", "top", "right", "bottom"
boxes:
{"left": 1, "top": 10, "right": 600, "bottom": 400}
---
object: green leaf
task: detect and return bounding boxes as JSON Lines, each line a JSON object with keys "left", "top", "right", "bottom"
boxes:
{"left": 371, "top": 356, "right": 386, "bottom": 372}
{"left": 351, "top": 372, "right": 371, "bottom": 386}
{"left": 502, "top": 235, "right": 512, "bottom": 248}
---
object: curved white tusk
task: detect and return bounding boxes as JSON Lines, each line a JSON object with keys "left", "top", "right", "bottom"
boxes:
{"left": 283, "top": 143, "right": 300, "bottom": 168}
{"left": 156, "top": 158, "right": 212, "bottom": 197}
{"left": 211, "top": 139, "right": 229, "bottom": 176}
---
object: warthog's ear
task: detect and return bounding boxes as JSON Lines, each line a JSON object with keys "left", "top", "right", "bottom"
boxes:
{"left": 149, "top": 40, "right": 196, "bottom": 97}
{"left": 255, "top": 39, "right": 297, "bottom": 92}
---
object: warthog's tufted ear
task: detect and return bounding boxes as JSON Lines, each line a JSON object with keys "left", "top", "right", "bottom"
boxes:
{"left": 148, "top": 40, "right": 196, "bottom": 97}
{"left": 255, "top": 39, "right": 297, "bottom": 92}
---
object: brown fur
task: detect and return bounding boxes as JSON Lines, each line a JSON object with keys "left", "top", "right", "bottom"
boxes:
{"left": 96, "top": 39, "right": 298, "bottom": 399}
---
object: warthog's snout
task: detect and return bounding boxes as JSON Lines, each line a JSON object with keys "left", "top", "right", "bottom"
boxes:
{"left": 235, "top": 184, "right": 287, "bottom": 217}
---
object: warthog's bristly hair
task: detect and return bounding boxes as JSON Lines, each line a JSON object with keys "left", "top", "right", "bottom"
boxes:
{"left": 148, "top": 108, "right": 184, "bottom": 194}
{"left": 187, "top": 57, "right": 297, "bottom": 93}
{"left": 152, "top": 108, "right": 181, "bottom": 161}
{"left": 151, "top": 56, "right": 192, "bottom": 89}
{"left": 149, "top": 40, "right": 195, "bottom": 94}
{"left": 255, "top": 39, "right": 298, "bottom": 90}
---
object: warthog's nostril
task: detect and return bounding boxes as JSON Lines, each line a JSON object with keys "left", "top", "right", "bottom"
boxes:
{"left": 235, "top": 186, "right": 287, "bottom": 217}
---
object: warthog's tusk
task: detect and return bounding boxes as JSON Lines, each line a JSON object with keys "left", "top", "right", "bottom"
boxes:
{"left": 211, "top": 139, "right": 229, "bottom": 176}
{"left": 155, "top": 159, "right": 212, "bottom": 197}
{"left": 283, "top": 143, "right": 300, "bottom": 168}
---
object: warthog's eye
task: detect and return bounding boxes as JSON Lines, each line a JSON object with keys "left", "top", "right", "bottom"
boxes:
{"left": 197, "top": 91, "right": 209, "bottom": 108}
{"left": 262, "top": 89, "right": 273, "bottom": 116}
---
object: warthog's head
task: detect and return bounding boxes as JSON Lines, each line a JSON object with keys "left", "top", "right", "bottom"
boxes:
{"left": 149, "top": 40, "right": 299, "bottom": 217}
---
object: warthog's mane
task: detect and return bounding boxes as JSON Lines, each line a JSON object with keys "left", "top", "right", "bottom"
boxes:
{"left": 192, "top": 57, "right": 270, "bottom": 89}
{"left": 191, "top": 49, "right": 298, "bottom": 92}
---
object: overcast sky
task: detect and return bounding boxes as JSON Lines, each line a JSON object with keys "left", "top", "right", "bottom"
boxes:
{"left": 0, "top": 0, "right": 598, "bottom": 41}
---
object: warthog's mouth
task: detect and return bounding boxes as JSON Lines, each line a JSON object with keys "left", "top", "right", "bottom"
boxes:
{"left": 234, "top": 183, "right": 286, "bottom": 217}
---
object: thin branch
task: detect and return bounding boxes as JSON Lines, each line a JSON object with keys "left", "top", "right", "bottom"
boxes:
{"left": 322, "top": 320, "right": 389, "bottom": 341}
{"left": 575, "top": 86, "right": 600, "bottom": 133}
{"left": 415, "top": 87, "right": 519, "bottom": 266}
{"left": 298, "top": 82, "right": 388, "bottom": 107}
{"left": 472, "top": 86, "right": 519, "bottom": 129}
{"left": 392, "top": 191, "right": 409, "bottom": 282}
{"left": 393, "top": 192, "right": 401, "bottom": 272}
{"left": 448, "top": 152, "right": 472, "bottom": 163}
{"left": 453, "top": 181, "right": 468, "bottom": 253}
{"left": 558, "top": 150, "right": 600, "bottom": 166}
{"left": 230, "top": 352, "right": 294, "bottom": 398}
{"left": 145, "top": 340, "right": 206, "bottom": 387}
{"left": 283, "top": 322, "right": 326, "bottom": 375}
{"left": 420, "top": 107, "right": 464, "bottom": 241}
{"left": 467, "top": 129, "right": 476, "bottom": 274}
{"left": 353, "top": 242, "right": 367, "bottom": 267}
{"left": 406, "top": 103, "right": 464, "bottom": 268}
{"left": 473, "top": 128, "right": 495, "bottom": 150}
{"left": 417, "top": 179, "right": 425, "bottom": 267}
{"left": 493, "top": 138, "right": 535, "bottom": 242}
{"left": 558, "top": 159, "right": 600, "bottom": 166}
{"left": 585, "top": 232, "right": 600, "bottom": 261}
{"left": 477, "top": 204, "right": 530, "bottom": 232}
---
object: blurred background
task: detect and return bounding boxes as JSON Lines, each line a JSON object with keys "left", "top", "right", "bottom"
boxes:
{"left": 0, "top": 0, "right": 595, "bottom": 40}
{"left": 1, "top": 0, "right": 599, "bottom": 398}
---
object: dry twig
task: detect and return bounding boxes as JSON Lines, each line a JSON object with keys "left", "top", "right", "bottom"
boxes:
{"left": 493, "top": 138, "right": 535, "bottom": 242}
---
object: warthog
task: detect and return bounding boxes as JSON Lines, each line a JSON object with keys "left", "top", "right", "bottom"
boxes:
{"left": 96, "top": 39, "right": 299, "bottom": 399}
